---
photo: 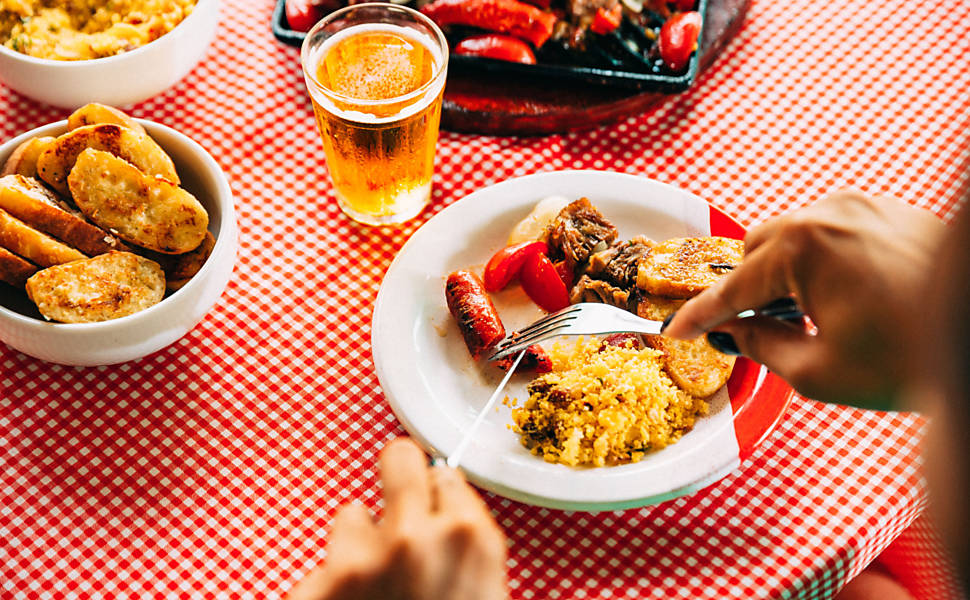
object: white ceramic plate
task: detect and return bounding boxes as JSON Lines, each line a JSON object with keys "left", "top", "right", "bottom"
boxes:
{"left": 372, "top": 170, "right": 793, "bottom": 511}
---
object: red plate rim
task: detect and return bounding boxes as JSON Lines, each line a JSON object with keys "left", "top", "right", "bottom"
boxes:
{"left": 708, "top": 204, "right": 795, "bottom": 460}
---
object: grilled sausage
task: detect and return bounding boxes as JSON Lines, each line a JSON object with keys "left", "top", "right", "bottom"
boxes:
{"left": 445, "top": 270, "right": 506, "bottom": 360}
{"left": 495, "top": 343, "right": 552, "bottom": 373}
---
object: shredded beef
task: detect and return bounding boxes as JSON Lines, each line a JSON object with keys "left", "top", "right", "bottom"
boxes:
{"left": 545, "top": 198, "right": 619, "bottom": 270}
{"left": 569, "top": 275, "right": 632, "bottom": 310}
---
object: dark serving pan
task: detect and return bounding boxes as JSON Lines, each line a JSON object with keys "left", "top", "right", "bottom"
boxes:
{"left": 272, "top": 0, "right": 707, "bottom": 92}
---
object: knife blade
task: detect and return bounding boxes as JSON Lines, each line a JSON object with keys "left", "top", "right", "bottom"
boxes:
{"left": 435, "top": 348, "right": 526, "bottom": 469}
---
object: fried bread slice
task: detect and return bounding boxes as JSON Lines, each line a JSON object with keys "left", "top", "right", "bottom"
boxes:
{"left": 136, "top": 230, "right": 215, "bottom": 290}
{"left": 0, "top": 207, "right": 86, "bottom": 267}
{"left": 636, "top": 236, "right": 743, "bottom": 298}
{"left": 0, "top": 175, "right": 127, "bottom": 256}
{"left": 67, "top": 103, "right": 147, "bottom": 136}
{"left": 1, "top": 136, "right": 55, "bottom": 178}
{"left": 25, "top": 252, "right": 165, "bottom": 323}
{"left": 637, "top": 294, "right": 737, "bottom": 398}
{"left": 36, "top": 123, "right": 179, "bottom": 196}
{"left": 68, "top": 149, "right": 208, "bottom": 254}
{"left": 0, "top": 246, "right": 38, "bottom": 287}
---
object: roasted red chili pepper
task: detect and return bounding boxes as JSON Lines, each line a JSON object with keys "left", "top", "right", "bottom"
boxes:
{"left": 421, "top": 0, "right": 557, "bottom": 48}
{"left": 590, "top": 4, "right": 622, "bottom": 35}
{"left": 455, "top": 34, "right": 538, "bottom": 65}
{"left": 445, "top": 270, "right": 507, "bottom": 360}
{"left": 658, "top": 10, "right": 702, "bottom": 72}
{"left": 284, "top": 0, "right": 339, "bottom": 32}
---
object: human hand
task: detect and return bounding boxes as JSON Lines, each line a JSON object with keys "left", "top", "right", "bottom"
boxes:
{"left": 286, "top": 438, "right": 508, "bottom": 600}
{"left": 663, "top": 190, "right": 945, "bottom": 407}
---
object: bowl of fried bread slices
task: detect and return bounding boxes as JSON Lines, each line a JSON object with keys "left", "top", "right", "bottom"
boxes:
{"left": 0, "top": 103, "right": 236, "bottom": 366}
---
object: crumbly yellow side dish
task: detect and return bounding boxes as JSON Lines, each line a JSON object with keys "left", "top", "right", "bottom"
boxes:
{"left": 0, "top": 0, "right": 196, "bottom": 60}
{"left": 509, "top": 337, "right": 708, "bottom": 467}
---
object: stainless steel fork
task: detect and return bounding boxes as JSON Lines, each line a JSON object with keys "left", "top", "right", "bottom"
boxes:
{"left": 487, "top": 298, "right": 803, "bottom": 361}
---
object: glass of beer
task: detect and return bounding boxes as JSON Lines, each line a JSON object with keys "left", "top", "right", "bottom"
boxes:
{"left": 300, "top": 3, "right": 449, "bottom": 226}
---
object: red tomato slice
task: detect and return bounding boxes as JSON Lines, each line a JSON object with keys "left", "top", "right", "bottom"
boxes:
{"left": 658, "top": 10, "right": 702, "bottom": 72}
{"left": 454, "top": 34, "right": 537, "bottom": 64}
{"left": 520, "top": 252, "right": 570, "bottom": 312}
{"left": 553, "top": 259, "right": 573, "bottom": 289}
{"left": 483, "top": 241, "right": 548, "bottom": 292}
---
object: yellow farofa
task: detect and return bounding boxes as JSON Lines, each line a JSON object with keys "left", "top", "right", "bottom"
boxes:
{"left": 510, "top": 337, "right": 708, "bottom": 467}
{"left": 0, "top": 0, "right": 196, "bottom": 60}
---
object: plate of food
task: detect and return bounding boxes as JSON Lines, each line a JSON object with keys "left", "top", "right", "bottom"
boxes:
{"left": 372, "top": 170, "right": 793, "bottom": 511}
{"left": 274, "top": 0, "right": 706, "bottom": 91}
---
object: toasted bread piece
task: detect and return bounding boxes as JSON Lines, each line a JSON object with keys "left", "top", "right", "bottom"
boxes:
{"left": 0, "top": 174, "right": 127, "bottom": 256}
{"left": 646, "top": 335, "right": 737, "bottom": 398}
{"left": 0, "top": 207, "right": 86, "bottom": 267}
{"left": 634, "top": 292, "right": 685, "bottom": 321}
{"left": 136, "top": 230, "right": 215, "bottom": 290}
{"left": 637, "top": 294, "right": 736, "bottom": 398}
{"left": 67, "top": 103, "right": 147, "bottom": 136}
{"left": 636, "top": 237, "right": 744, "bottom": 298}
{"left": 0, "top": 245, "right": 38, "bottom": 287}
{"left": 68, "top": 149, "right": 208, "bottom": 254}
{"left": 36, "top": 123, "right": 179, "bottom": 196}
{"left": 25, "top": 251, "right": 165, "bottom": 323}
{"left": 1, "top": 136, "right": 56, "bottom": 178}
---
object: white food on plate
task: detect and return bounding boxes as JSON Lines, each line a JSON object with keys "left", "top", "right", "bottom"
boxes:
{"left": 506, "top": 194, "right": 570, "bottom": 245}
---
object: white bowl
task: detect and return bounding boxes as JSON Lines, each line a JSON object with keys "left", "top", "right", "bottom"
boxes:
{"left": 0, "top": 0, "right": 219, "bottom": 109}
{"left": 0, "top": 119, "right": 237, "bottom": 366}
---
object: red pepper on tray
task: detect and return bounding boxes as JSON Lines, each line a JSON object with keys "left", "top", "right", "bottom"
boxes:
{"left": 658, "top": 10, "right": 702, "bottom": 72}
{"left": 673, "top": 0, "right": 696, "bottom": 10}
{"left": 421, "top": 0, "right": 558, "bottom": 49}
{"left": 590, "top": 4, "right": 622, "bottom": 35}
{"left": 455, "top": 34, "right": 538, "bottom": 65}
{"left": 284, "top": 0, "right": 340, "bottom": 32}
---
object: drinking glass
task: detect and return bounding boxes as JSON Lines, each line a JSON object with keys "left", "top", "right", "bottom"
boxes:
{"left": 300, "top": 3, "right": 449, "bottom": 225}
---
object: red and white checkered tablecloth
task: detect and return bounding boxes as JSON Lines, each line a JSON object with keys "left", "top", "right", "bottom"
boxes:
{"left": 1, "top": 0, "right": 968, "bottom": 598}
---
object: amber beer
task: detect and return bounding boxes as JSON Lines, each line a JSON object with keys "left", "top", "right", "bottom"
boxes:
{"left": 301, "top": 4, "right": 448, "bottom": 225}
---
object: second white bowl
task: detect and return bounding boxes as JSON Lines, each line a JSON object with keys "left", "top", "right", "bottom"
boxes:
{"left": 0, "top": 0, "right": 220, "bottom": 108}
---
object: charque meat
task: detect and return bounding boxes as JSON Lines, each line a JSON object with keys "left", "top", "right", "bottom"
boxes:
{"left": 568, "top": 274, "right": 632, "bottom": 310}
{"left": 545, "top": 197, "right": 619, "bottom": 271}
{"left": 586, "top": 235, "right": 653, "bottom": 289}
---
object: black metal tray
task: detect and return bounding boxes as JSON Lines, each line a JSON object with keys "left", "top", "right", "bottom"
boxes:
{"left": 272, "top": 0, "right": 706, "bottom": 92}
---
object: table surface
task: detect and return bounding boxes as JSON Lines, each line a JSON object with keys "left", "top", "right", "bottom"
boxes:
{"left": 1, "top": 0, "right": 969, "bottom": 598}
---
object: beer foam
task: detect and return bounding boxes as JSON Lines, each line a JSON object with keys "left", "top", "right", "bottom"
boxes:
{"left": 306, "top": 23, "right": 446, "bottom": 125}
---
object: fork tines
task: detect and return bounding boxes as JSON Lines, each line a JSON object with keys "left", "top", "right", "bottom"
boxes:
{"left": 488, "top": 305, "right": 581, "bottom": 360}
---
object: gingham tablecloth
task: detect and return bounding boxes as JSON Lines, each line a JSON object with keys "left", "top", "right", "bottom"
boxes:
{"left": 2, "top": 0, "right": 968, "bottom": 598}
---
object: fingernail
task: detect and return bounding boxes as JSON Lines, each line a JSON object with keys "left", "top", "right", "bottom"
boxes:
{"left": 660, "top": 314, "right": 675, "bottom": 333}
{"left": 707, "top": 332, "right": 741, "bottom": 356}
